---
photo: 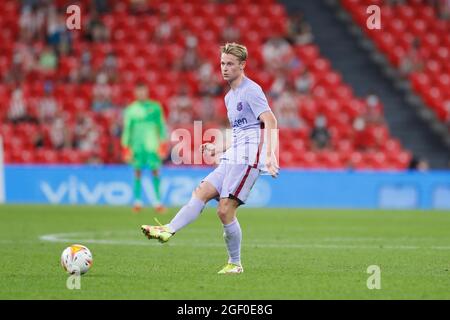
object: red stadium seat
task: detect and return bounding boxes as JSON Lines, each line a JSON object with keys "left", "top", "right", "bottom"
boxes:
{"left": 317, "top": 151, "right": 343, "bottom": 169}
{"left": 391, "top": 151, "right": 412, "bottom": 169}
{"left": 295, "top": 44, "right": 320, "bottom": 65}
{"left": 343, "top": 1, "right": 450, "bottom": 128}
{"left": 295, "top": 151, "right": 318, "bottom": 169}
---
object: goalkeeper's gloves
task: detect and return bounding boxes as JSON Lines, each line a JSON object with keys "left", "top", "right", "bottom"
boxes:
{"left": 158, "top": 141, "right": 169, "bottom": 158}
{"left": 122, "top": 147, "right": 132, "bottom": 163}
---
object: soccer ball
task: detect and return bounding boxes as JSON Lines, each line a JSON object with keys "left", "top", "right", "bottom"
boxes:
{"left": 61, "top": 244, "right": 93, "bottom": 275}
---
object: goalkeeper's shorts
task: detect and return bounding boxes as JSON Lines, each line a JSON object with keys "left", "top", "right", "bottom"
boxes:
{"left": 132, "top": 151, "right": 162, "bottom": 170}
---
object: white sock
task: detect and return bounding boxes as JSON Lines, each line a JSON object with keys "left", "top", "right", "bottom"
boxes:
{"left": 223, "top": 219, "right": 242, "bottom": 265}
{"left": 167, "top": 197, "right": 205, "bottom": 233}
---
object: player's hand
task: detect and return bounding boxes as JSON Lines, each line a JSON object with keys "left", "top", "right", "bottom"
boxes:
{"left": 200, "top": 143, "right": 216, "bottom": 157}
{"left": 266, "top": 152, "right": 279, "bottom": 178}
{"left": 122, "top": 147, "right": 132, "bottom": 163}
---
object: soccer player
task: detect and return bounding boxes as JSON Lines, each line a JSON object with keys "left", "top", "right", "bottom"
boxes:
{"left": 141, "top": 43, "right": 279, "bottom": 274}
{"left": 121, "top": 82, "right": 168, "bottom": 213}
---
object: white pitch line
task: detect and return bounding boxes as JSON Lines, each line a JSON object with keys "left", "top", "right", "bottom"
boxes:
{"left": 37, "top": 232, "right": 450, "bottom": 251}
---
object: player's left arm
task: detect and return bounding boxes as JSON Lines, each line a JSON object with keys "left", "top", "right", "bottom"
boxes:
{"left": 259, "top": 111, "right": 279, "bottom": 178}
{"left": 156, "top": 103, "right": 169, "bottom": 157}
{"left": 247, "top": 86, "right": 279, "bottom": 178}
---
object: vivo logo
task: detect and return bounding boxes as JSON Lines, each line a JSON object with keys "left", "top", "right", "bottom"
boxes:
{"left": 40, "top": 175, "right": 197, "bottom": 206}
{"left": 41, "top": 176, "right": 131, "bottom": 205}
{"left": 39, "top": 175, "right": 271, "bottom": 206}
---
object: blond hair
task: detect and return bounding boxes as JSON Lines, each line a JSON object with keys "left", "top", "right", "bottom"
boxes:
{"left": 221, "top": 42, "right": 248, "bottom": 62}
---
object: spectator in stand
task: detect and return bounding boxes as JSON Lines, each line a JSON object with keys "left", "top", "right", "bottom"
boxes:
{"left": 19, "top": 4, "right": 45, "bottom": 43}
{"left": 154, "top": 10, "right": 173, "bottom": 44}
{"left": 168, "top": 85, "right": 196, "bottom": 126}
{"left": 38, "top": 45, "right": 58, "bottom": 73}
{"left": 36, "top": 81, "right": 59, "bottom": 124}
{"left": 352, "top": 94, "right": 386, "bottom": 151}
{"left": 102, "top": 52, "right": 119, "bottom": 83}
{"left": 175, "top": 32, "right": 200, "bottom": 72}
{"left": 352, "top": 116, "right": 370, "bottom": 151}
{"left": 197, "top": 61, "right": 223, "bottom": 96}
{"left": 86, "top": 153, "right": 103, "bottom": 164}
{"left": 84, "top": 12, "right": 110, "bottom": 43}
{"left": 363, "top": 92, "right": 385, "bottom": 125}
{"left": 273, "top": 89, "right": 304, "bottom": 129}
{"left": 5, "top": 48, "right": 26, "bottom": 83}
{"left": 70, "top": 51, "right": 94, "bottom": 83}
{"left": 8, "top": 88, "right": 28, "bottom": 124}
{"left": 287, "top": 12, "right": 314, "bottom": 46}
{"left": 221, "top": 16, "right": 241, "bottom": 43}
{"left": 436, "top": 0, "right": 450, "bottom": 20}
{"left": 197, "top": 95, "right": 218, "bottom": 125}
{"left": 130, "top": 0, "right": 150, "bottom": 15}
{"left": 109, "top": 111, "right": 123, "bottom": 139}
{"left": 294, "top": 69, "right": 315, "bottom": 96}
{"left": 385, "top": 0, "right": 406, "bottom": 5}
{"left": 5, "top": 43, "right": 38, "bottom": 83}
{"left": 399, "top": 38, "right": 424, "bottom": 77}
{"left": 49, "top": 115, "right": 71, "bottom": 150}
{"left": 262, "top": 37, "right": 298, "bottom": 74}
{"left": 268, "top": 70, "right": 288, "bottom": 100}
{"left": 59, "top": 15, "right": 73, "bottom": 55}
{"left": 92, "top": 73, "right": 114, "bottom": 112}
{"left": 178, "top": 47, "right": 200, "bottom": 72}
{"left": 310, "top": 114, "right": 331, "bottom": 150}
{"left": 442, "top": 0, "right": 450, "bottom": 19}
{"left": 73, "top": 114, "right": 100, "bottom": 152}
{"left": 47, "top": 9, "right": 72, "bottom": 55}
{"left": 32, "top": 130, "right": 45, "bottom": 149}
{"left": 408, "top": 156, "right": 430, "bottom": 171}
{"left": 93, "top": 0, "right": 109, "bottom": 14}
{"left": 19, "top": 5, "right": 33, "bottom": 42}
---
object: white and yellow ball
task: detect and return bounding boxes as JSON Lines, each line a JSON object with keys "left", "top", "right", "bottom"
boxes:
{"left": 61, "top": 244, "right": 93, "bottom": 275}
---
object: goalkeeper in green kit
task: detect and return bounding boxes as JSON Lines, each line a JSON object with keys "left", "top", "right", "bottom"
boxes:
{"left": 121, "top": 83, "right": 168, "bottom": 213}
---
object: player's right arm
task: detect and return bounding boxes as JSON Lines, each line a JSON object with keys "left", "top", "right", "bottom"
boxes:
{"left": 259, "top": 111, "right": 279, "bottom": 178}
{"left": 200, "top": 130, "right": 231, "bottom": 157}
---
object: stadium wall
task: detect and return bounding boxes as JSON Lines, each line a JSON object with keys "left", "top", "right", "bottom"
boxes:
{"left": 5, "top": 165, "right": 450, "bottom": 210}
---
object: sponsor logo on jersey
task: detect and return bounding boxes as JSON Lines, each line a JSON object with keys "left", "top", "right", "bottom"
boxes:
{"left": 232, "top": 117, "right": 248, "bottom": 128}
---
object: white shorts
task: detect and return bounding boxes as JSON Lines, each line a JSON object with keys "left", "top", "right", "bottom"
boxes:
{"left": 202, "top": 162, "right": 261, "bottom": 205}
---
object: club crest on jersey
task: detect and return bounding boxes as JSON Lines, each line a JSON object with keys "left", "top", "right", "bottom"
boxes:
{"left": 237, "top": 102, "right": 243, "bottom": 111}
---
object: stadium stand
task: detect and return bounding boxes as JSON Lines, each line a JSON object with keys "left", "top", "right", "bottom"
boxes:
{"left": 0, "top": 0, "right": 412, "bottom": 169}
{"left": 342, "top": 0, "right": 450, "bottom": 130}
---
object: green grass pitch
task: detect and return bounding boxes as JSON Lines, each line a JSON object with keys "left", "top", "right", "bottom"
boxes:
{"left": 1, "top": 204, "right": 450, "bottom": 299}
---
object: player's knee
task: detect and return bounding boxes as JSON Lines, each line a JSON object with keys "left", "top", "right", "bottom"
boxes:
{"left": 217, "top": 206, "right": 228, "bottom": 222}
{"left": 152, "top": 169, "right": 160, "bottom": 177}
{"left": 217, "top": 201, "right": 234, "bottom": 223}
{"left": 192, "top": 186, "right": 208, "bottom": 202}
{"left": 192, "top": 186, "right": 201, "bottom": 198}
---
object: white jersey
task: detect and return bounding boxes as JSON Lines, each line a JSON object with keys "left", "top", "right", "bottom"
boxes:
{"left": 220, "top": 76, "right": 272, "bottom": 173}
